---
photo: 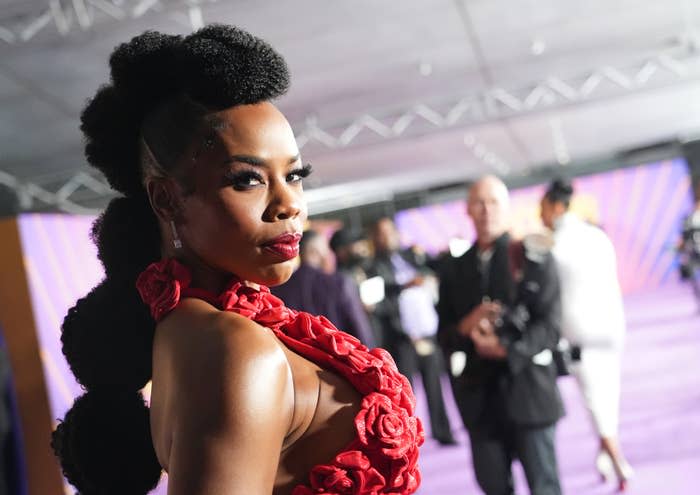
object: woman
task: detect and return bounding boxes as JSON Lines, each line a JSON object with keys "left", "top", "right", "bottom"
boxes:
{"left": 52, "top": 26, "right": 423, "bottom": 495}
{"left": 540, "top": 179, "right": 633, "bottom": 491}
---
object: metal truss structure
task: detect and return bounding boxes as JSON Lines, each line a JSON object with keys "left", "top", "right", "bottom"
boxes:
{"left": 1, "top": 2, "right": 699, "bottom": 213}
{"left": 0, "top": 169, "right": 113, "bottom": 214}
{"left": 295, "top": 47, "right": 700, "bottom": 151}
{"left": 2, "top": 46, "right": 699, "bottom": 214}
{"left": 0, "top": 0, "right": 217, "bottom": 43}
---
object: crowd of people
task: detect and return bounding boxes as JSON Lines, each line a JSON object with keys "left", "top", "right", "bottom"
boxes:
{"left": 272, "top": 175, "right": 637, "bottom": 495}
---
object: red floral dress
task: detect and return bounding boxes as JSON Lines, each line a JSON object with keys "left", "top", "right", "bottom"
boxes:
{"left": 136, "top": 259, "right": 424, "bottom": 495}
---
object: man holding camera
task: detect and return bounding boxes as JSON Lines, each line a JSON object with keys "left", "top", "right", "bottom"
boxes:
{"left": 437, "top": 176, "right": 564, "bottom": 495}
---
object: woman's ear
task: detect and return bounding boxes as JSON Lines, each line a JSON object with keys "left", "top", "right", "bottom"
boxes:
{"left": 145, "top": 177, "right": 181, "bottom": 223}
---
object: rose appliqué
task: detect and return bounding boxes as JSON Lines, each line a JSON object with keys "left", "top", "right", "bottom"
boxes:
{"left": 135, "top": 259, "right": 191, "bottom": 321}
{"left": 307, "top": 451, "right": 386, "bottom": 495}
{"left": 355, "top": 393, "right": 422, "bottom": 459}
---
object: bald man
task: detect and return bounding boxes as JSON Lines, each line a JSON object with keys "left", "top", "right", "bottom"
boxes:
{"left": 437, "top": 176, "right": 564, "bottom": 495}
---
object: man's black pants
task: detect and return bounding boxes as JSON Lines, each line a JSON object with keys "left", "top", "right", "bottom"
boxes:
{"left": 391, "top": 337, "right": 454, "bottom": 442}
{"left": 468, "top": 422, "right": 561, "bottom": 495}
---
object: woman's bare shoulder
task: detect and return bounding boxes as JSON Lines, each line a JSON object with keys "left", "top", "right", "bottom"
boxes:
{"left": 153, "top": 299, "right": 295, "bottom": 493}
{"left": 155, "top": 298, "right": 292, "bottom": 420}
{"left": 158, "top": 298, "right": 284, "bottom": 360}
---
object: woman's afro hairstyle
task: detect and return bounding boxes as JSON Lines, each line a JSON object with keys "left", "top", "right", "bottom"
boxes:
{"left": 51, "top": 391, "right": 162, "bottom": 495}
{"left": 81, "top": 24, "right": 290, "bottom": 197}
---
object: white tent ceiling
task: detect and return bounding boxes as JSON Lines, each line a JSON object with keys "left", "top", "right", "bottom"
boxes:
{"left": 1, "top": 0, "right": 699, "bottom": 213}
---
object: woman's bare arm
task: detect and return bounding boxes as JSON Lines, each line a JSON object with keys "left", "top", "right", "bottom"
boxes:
{"left": 163, "top": 309, "right": 293, "bottom": 494}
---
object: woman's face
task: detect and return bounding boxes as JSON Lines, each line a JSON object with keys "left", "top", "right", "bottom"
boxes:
{"left": 177, "top": 102, "right": 308, "bottom": 287}
{"left": 540, "top": 197, "right": 555, "bottom": 229}
{"left": 540, "top": 197, "right": 565, "bottom": 230}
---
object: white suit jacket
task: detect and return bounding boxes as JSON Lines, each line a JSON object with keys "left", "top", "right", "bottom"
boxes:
{"left": 551, "top": 213, "right": 626, "bottom": 349}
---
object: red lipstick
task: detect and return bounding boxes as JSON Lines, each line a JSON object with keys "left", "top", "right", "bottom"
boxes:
{"left": 262, "top": 232, "right": 302, "bottom": 261}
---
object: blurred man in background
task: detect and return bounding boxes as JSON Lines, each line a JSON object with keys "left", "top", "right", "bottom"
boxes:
{"left": 437, "top": 176, "right": 564, "bottom": 495}
{"left": 330, "top": 227, "right": 371, "bottom": 286}
{"left": 366, "top": 217, "right": 457, "bottom": 446}
{"left": 272, "top": 229, "right": 375, "bottom": 347}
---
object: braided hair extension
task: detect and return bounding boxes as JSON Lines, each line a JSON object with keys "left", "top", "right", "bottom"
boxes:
{"left": 51, "top": 25, "right": 290, "bottom": 494}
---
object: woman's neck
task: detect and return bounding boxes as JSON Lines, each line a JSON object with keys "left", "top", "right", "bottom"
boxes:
{"left": 161, "top": 244, "right": 262, "bottom": 293}
{"left": 172, "top": 251, "right": 235, "bottom": 294}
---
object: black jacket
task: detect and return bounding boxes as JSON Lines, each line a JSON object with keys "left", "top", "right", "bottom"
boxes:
{"left": 437, "top": 233, "right": 564, "bottom": 428}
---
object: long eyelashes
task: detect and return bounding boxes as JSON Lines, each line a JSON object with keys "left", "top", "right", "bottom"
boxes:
{"left": 290, "top": 163, "right": 313, "bottom": 182}
{"left": 223, "top": 170, "right": 264, "bottom": 190}
{"left": 223, "top": 163, "right": 313, "bottom": 190}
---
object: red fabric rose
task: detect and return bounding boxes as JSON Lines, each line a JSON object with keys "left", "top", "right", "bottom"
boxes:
{"left": 316, "top": 328, "right": 361, "bottom": 357}
{"left": 384, "top": 443, "right": 422, "bottom": 492}
{"left": 309, "top": 451, "right": 385, "bottom": 495}
{"left": 363, "top": 368, "right": 414, "bottom": 414}
{"left": 345, "top": 348, "right": 383, "bottom": 373}
{"left": 255, "top": 291, "right": 294, "bottom": 327}
{"left": 291, "top": 486, "right": 314, "bottom": 495}
{"left": 355, "top": 393, "right": 420, "bottom": 458}
{"left": 135, "top": 259, "right": 191, "bottom": 321}
{"left": 369, "top": 348, "right": 399, "bottom": 373}
{"left": 218, "top": 287, "right": 240, "bottom": 310}
{"left": 387, "top": 464, "right": 420, "bottom": 494}
{"left": 285, "top": 312, "right": 322, "bottom": 342}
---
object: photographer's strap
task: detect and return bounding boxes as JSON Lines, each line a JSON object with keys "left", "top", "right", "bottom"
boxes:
{"left": 507, "top": 239, "right": 526, "bottom": 283}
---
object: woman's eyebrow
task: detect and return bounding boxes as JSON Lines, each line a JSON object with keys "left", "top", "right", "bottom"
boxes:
{"left": 224, "top": 153, "right": 301, "bottom": 166}
{"left": 224, "top": 154, "right": 266, "bottom": 166}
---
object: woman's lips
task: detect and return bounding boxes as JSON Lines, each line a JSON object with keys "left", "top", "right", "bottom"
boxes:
{"left": 262, "top": 233, "right": 301, "bottom": 261}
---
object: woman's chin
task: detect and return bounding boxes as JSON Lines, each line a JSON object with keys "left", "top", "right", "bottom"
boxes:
{"left": 249, "top": 263, "right": 295, "bottom": 287}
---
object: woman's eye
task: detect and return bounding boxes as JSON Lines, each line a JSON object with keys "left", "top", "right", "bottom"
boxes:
{"left": 287, "top": 164, "right": 313, "bottom": 183}
{"left": 244, "top": 175, "right": 263, "bottom": 186}
{"left": 287, "top": 172, "right": 304, "bottom": 182}
{"left": 225, "top": 171, "right": 265, "bottom": 190}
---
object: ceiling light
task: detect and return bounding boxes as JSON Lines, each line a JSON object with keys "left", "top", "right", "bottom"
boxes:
{"left": 418, "top": 61, "right": 433, "bottom": 76}
{"left": 531, "top": 38, "right": 546, "bottom": 56}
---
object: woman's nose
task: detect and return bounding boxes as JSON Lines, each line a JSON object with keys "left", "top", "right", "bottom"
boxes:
{"left": 266, "top": 182, "right": 303, "bottom": 221}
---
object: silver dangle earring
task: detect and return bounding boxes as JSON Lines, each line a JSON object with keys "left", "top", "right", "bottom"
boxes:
{"left": 170, "top": 220, "right": 182, "bottom": 249}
